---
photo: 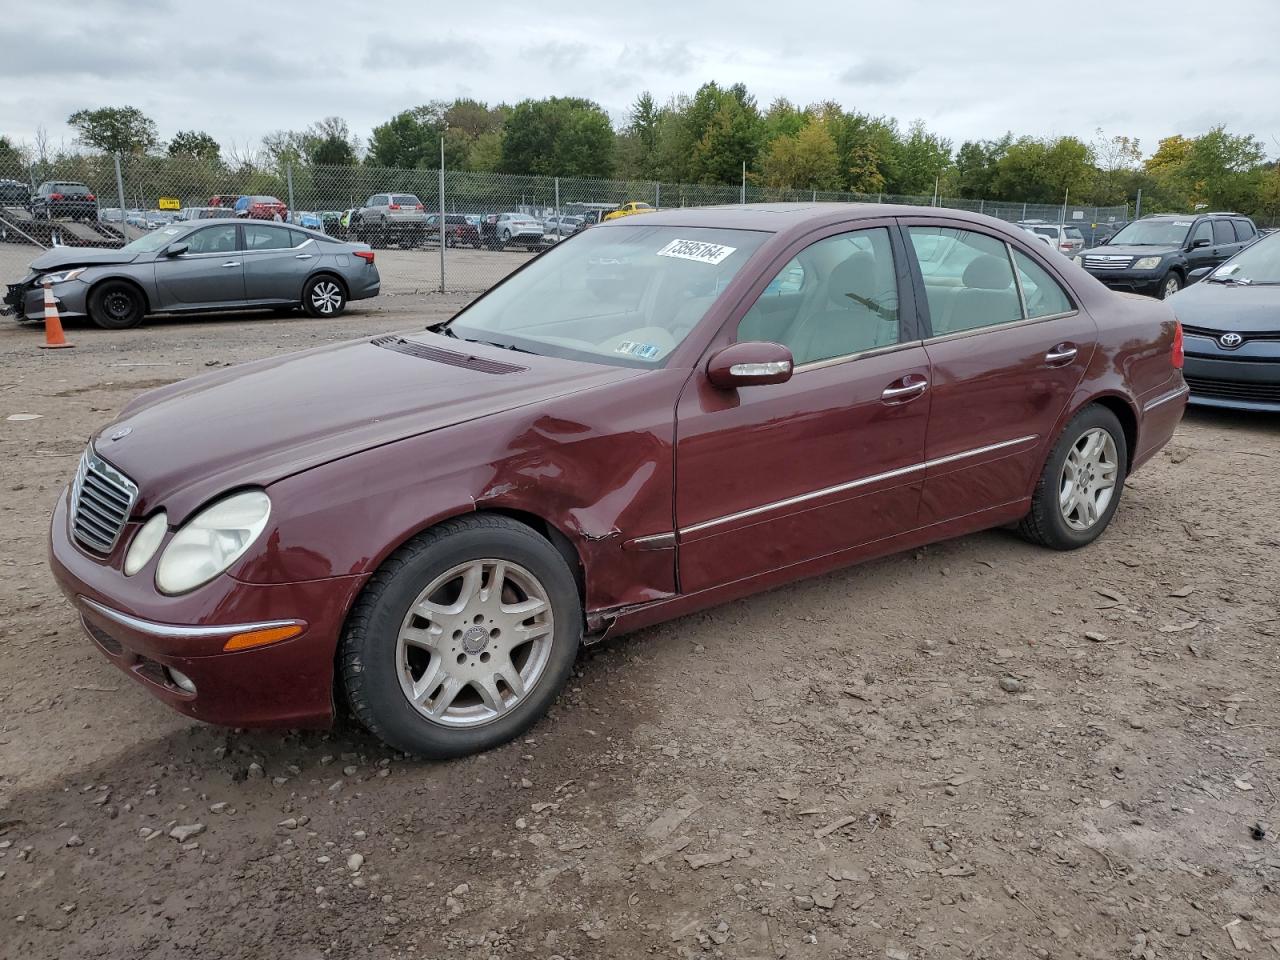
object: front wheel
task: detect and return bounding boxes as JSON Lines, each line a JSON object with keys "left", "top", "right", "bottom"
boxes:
{"left": 303, "top": 275, "right": 346, "bottom": 317}
{"left": 1018, "top": 405, "right": 1127, "bottom": 550}
{"left": 339, "top": 515, "right": 581, "bottom": 758}
{"left": 88, "top": 280, "right": 145, "bottom": 329}
{"left": 1158, "top": 272, "right": 1182, "bottom": 299}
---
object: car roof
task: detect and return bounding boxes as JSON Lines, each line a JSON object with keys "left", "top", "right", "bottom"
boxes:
{"left": 595, "top": 202, "right": 1033, "bottom": 238}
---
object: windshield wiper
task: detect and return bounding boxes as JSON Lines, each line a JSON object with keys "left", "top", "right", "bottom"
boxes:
{"left": 468, "top": 338, "right": 537, "bottom": 354}
{"left": 1207, "top": 274, "right": 1251, "bottom": 285}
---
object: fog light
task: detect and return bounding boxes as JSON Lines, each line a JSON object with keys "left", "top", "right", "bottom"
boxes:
{"left": 165, "top": 666, "right": 196, "bottom": 694}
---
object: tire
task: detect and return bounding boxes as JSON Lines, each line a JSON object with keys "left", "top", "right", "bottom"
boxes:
{"left": 87, "top": 280, "right": 145, "bottom": 329}
{"left": 339, "top": 515, "right": 581, "bottom": 758}
{"left": 1158, "top": 271, "right": 1182, "bottom": 300}
{"left": 1018, "top": 404, "right": 1128, "bottom": 550}
{"left": 302, "top": 275, "right": 347, "bottom": 317}
{"left": 500, "top": 228, "right": 511, "bottom": 243}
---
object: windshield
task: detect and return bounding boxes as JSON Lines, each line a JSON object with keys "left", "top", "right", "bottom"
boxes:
{"left": 449, "top": 224, "right": 769, "bottom": 368}
{"left": 1212, "top": 232, "right": 1280, "bottom": 284}
{"left": 1110, "top": 219, "right": 1192, "bottom": 246}
{"left": 122, "top": 225, "right": 188, "bottom": 253}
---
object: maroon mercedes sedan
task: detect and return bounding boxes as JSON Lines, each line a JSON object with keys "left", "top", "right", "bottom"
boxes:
{"left": 49, "top": 204, "right": 1188, "bottom": 758}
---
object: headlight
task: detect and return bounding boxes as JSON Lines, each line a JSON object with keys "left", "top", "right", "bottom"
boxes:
{"left": 155, "top": 491, "right": 271, "bottom": 595}
{"left": 42, "top": 267, "right": 87, "bottom": 284}
{"left": 124, "top": 512, "right": 168, "bottom": 576}
{"left": 1133, "top": 257, "right": 1164, "bottom": 270}
{"left": 1072, "top": 255, "right": 1083, "bottom": 265}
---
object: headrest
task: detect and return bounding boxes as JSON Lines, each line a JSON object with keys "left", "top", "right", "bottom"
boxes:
{"left": 828, "top": 252, "right": 876, "bottom": 307}
{"left": 962, "top": 255, "right": 1013, "bottom": 291}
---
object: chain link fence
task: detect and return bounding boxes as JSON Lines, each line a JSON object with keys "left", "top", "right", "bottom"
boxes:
{"left": 0, "top": 153, "right": 1130, "bottom": 299}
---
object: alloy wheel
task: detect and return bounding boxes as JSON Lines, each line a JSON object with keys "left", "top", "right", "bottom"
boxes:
{"left": 310, "top": 280, "right": 342, "bottom": 314}
{"left": 1162, "top": 275, "right": 1181, "bottom": 299}
{"left": 1058, "top": 428, "right": 1118, "bottom": 532}
{"left": 395, "top": 559, "right": 554, "bottom": 728}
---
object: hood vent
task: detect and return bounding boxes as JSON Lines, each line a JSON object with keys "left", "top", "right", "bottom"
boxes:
{"left": 370, "top": 335, "right": 526, "bottom": 375}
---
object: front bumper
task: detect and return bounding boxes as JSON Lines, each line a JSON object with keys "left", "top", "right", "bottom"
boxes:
{"left": 1083, "top": 269, "right": 1165, "bottom": 296}
{"left": 13, "top": 279, "right": 90, "bottom": 322}
{"left": 48, "top": 487, "right": 366, "bottom": 728}
{"left": 1184, "top": 352, "right": 1280, "bottom": 412}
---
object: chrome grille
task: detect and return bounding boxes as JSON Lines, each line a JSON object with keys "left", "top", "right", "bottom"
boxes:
{"left": 70, "top": 448, "right": 138, "bottom": 554}
{"left": 1083, "top": 255, "right": 1134, "bottom": 270}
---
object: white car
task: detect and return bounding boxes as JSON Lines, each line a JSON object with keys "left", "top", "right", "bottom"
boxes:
{"left": 1016, "top": 221, "right": 1085, "bottom": 256}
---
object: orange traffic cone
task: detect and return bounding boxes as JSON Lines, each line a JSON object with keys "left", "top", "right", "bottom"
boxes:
{"left": 39, "top": 279, "right": 74, "bottom": 350}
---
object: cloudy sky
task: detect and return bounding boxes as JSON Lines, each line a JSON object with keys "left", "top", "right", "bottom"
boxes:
{"left": 4, "top": 0, "right": 1279, "bottom": 160}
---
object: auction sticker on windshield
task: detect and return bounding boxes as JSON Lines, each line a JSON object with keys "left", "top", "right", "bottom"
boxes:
{"left": 656, "top": 238, "right": 737, "bottom": 265}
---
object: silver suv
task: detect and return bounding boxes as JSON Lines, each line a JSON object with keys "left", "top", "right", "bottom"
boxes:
{"left": 350, "top": 193, "right": 428, "bottom": 246}
{"left": 1017, "top": 221, "right": 1085, "bottom": 256}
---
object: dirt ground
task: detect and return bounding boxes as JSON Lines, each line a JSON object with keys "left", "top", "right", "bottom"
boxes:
{"left": 2, "top": 295, "right": 1279, "bottom": 960}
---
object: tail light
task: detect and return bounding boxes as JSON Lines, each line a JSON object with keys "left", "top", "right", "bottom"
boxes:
{"left": 354, "top": 250, "right": 375, "bottom": 265}
{"left": 415, "top": 204, "right": 424, "bottom": 211}
{"left": 388, "top": 203, "right": 401, "bottom": 210}
{"left": 1172, "top": 320, "right": 1184, "bottom": 369}
{"left": 85, "top": 194, "right": 96, "bottom": 201}
{"left": 50, "top": 193, "right": 63, "bottom": 200}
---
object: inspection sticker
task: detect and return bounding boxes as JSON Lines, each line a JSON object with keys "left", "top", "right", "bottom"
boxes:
{"left": 656, "top": 238, "right": 737, "bottom": 265}
{"left": 615, "top": 340, "right": 661, "bottom": 359}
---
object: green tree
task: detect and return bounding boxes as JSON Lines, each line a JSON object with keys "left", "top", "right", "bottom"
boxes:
{"left": 0, "top": 134, "right": 27, "bottom": 172}
{"left": 167, "top": 130, "right": 222, "bottom": 163}
{"left": 761, "top": 98, "right": 810, "bottom": 144}
{"left": 467, "top": 131, "right": 503, "bottom": 172}
{"left": 1090, "top": 129, "right": 1141, "bottom": 204}
{"left": 617, "top": 91, "right": 661, "bottom": 179}
{"left": 953, "top": 135, "right": 1009, "bottom": 198}
{"left": 498, "top": 97, "right": 615, "bottom": 178}
{"left": 759, "top": 119, "right": 840, "bottom": 190}
{"left": 992, "top": 136, "right": 1093, "bottom": 203}
{"left": 67, "top": 106, "right": 158, "bottom": 155}
{"left": 368, "top": 105, "right": 442, "bottom": 169}
{"left": 306, "top": 116, "right": 359, "bottom": 166}
{"left": 890, "top": 120, "right": 952, "bottom": 195}
{"left": 688, "top": 83, "right": 762, "bottom": 184}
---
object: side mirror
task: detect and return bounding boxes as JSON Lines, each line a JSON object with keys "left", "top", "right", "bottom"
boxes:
{"left": 1187, "top": 266, "right": 1213, "bottom": 283}
{"left": 1190, "top": 237, "right": 1211, "bottom": 249}
{"left": 706, "top": 341, "right": 794, "bottom": 389}
{"left": 165, "top": 242, "right": 189, "bottom": 257}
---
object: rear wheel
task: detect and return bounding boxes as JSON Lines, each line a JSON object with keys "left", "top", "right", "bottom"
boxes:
{"left": 87, "top": 280, "right": 145, "bottom": 329}
{"left": 1018, "top": 405, "right": 1127, "bottom": 550}
{"left": 303, "top": 275, "right": 346, "bottom": 317}
{"left": 1158, "top": 272, "right": 1182, "bottom": 299}
{"left": 339, "top": 515, "right": 581, "bottom": 758}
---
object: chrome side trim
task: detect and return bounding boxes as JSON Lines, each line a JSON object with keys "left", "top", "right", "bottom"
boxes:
{"left": 79, "top": 596, "right": 304, "bottom": 640}
{"left": 629, "top": 532, "right": 677, "bottom": 550}
{"left": 923, "top": 311, "right": 1079, "bottom": 346}
{"left": 1143, "top": 386, "right": 1190, "bottom": 412}
{"left": 793, "top": 339, "right": 924, "bottom": 374}
{"left": 922, "top": 434, "right": 1038, "bottom": 469}
{"left": 680, "top": 434, "right": 1039, "bottom": 537}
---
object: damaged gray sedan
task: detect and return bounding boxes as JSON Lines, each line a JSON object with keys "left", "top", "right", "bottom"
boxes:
{"left": 4, "top": 219, "right": 380, "bottom": 329}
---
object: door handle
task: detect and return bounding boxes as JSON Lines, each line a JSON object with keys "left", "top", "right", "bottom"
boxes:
{"left": 1044, "top": 343, "right": 1078, "bottom": 366}
{"left": 295, "top": 253, "right": 313, "bottom": 260}
{"left": 221, "top": 261, "right": 241, "bottom": 268}
{"left": 881, "top": 376, "right": 928, "bottom": 403}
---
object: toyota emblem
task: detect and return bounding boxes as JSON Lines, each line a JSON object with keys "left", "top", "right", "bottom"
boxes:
{"left": 1218, "top": 332, "right": 1244, "bottom": 349}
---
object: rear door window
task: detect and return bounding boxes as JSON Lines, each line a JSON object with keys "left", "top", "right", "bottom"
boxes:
{"left": 907, "top": 226, "right": 1022, "bottom": 336}
{"left": 1012, "top": 250, "right": 1073, "bottom": 318}
{"left": 1212, "top": 220, "right": 1237, "bottom": 244}
{"left": 243, "top": 224, "right": 293, "bottom": 250}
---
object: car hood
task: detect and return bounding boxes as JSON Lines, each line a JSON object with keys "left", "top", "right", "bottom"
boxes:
{"left": 1169, "top": 279, "right": 1280, "bottom": 331}
{"left": 29, "top": 247, "right": 141, "bottom": 271}
{"left": 95, "top": 332, "right": 640, "bottom": 520}
{"left": 1079, "top": 244, "right": 1178, "bottom": 259}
